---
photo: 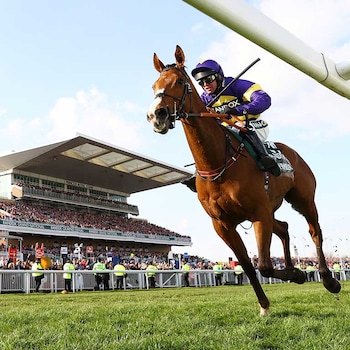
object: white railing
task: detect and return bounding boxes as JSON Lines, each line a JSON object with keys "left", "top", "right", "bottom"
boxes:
{"left": 0, "top": 269, "right": 348, "bottom": 294}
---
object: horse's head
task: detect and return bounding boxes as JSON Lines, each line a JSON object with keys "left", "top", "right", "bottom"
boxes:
{"left": 147, "top": 45, "right": 193, "bottom": 134}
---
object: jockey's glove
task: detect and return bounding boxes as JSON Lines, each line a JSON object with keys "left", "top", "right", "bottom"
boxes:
{"left": 223, "top": 106, "right": 239, "bottom": 116}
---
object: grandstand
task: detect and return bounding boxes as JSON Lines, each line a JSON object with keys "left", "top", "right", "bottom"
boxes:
{"left": 0, "top": 134, "right": 193, "bottom": 262}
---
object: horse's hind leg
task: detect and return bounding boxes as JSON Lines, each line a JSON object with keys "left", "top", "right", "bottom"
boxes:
{"left": 305, "top": 203, "right": 340, "bottom": 293}
{"left": 286, "top": 189, "right": 340, "bottom": 293}
{"left": 273, "top": 219, "right": 305, "bottom": 284}
{"left": 273, "top": 219, "right": 293, "bottom": 268}
{"left": 253, "top": 219, "right": 304, "bottom": 284}
{"left": 211, "top": 219, "right": 270, "bottom": 316}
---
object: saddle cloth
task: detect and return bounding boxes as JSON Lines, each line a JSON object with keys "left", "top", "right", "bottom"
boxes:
{"left": 228, "top": 128, "right": 294, "bottom": 174}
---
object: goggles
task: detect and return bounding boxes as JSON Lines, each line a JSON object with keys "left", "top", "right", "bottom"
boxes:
{"left": 198, "top": 74, "right": 217, "bottom": 86}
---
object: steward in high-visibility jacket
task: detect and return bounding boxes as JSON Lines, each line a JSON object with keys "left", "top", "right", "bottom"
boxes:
{"left": 213, "top": 263, "right": 223, "bottom": 286}
{"left": 63, "top": 259, "right": 75, "bottom": 292}
{"left": 234, "top": 264, "right": 244, "bottom": 285}
{"left": 114, "top": 262, "right": 126, "bottom": 290}
{"left": 305, "top": 262, "right": 316, "bottom": 282}
{"left": 146, "top": 262, "right": 158, "bottom": 288}
{"left": 93, "top": 258, "right": 106, "bottom": 291}
{"left": 333, "top": 262, "right": 341, "bottom": 281}
{"left": 32, "top": 259, "right": 44, "bottom": 292}
{"left": 182, "top": 262, "right": 191, "bottom": 287}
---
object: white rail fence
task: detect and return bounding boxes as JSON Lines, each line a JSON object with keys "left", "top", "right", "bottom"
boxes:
{"left": 0, "top": 269, "right": 348, "bottom": 294}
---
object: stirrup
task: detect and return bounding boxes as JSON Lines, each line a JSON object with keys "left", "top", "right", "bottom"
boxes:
{"left": 260, "top": 157, "right": 281, "bottom": 177}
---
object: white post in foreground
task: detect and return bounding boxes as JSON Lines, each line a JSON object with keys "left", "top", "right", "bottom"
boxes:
{"left": 183, "top": 0, "right": 350, "bottom": 99}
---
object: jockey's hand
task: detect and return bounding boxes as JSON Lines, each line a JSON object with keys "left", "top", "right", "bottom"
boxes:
{"left": 223, "top": 106, "right": 239, "bottom": 116}
{"left": 234, "top": 121, "right": 245, "bottom": 128}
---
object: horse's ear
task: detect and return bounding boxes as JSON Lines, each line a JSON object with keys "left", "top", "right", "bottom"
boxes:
{"left": 153, "top": 53, "right": 165, "bottom": 73}
{"left": 175, "top": 45, "right": 185, "bottom": 68}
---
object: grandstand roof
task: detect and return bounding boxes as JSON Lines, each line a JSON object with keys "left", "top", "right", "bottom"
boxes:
{"left": 0, "top": 134, "right": 192, "bottom": 194}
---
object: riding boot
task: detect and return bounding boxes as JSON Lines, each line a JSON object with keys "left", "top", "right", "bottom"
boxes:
{"left": 240, "top": 129, "right": 281, "bottom": 177}
{"left": 181, "top": 174, "right": 197, "bottom": 192}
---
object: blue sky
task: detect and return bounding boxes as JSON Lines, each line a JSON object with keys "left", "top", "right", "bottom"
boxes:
{"left": 0, "top": 0, "right": 349, "bottom": 262}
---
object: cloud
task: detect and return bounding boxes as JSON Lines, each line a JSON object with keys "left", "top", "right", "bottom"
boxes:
{"left": 46, "top": 88, "right": 144, "bottom": 149}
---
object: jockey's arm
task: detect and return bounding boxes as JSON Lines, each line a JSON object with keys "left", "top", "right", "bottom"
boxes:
{"left": 236, "top": 90, "right": 271, "bottom": 116}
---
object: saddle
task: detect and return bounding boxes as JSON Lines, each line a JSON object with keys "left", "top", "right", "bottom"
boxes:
{"left": 229, "top": 129, "right": 294, "bottom": 174}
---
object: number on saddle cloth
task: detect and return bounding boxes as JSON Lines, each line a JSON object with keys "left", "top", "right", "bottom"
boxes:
{"left": 263, "top": 141, "right": 294, "bottom": 174}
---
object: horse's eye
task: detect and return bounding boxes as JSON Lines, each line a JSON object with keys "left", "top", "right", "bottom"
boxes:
{"left": 176, "top": 78, "right": 184, "bottom": 85}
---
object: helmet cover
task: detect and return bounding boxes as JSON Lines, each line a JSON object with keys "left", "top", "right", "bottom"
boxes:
{"left": 191, "top": 59, "right": 224, "bottom": 81}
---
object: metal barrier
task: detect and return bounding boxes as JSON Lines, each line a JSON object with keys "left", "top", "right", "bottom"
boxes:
{"left": 0, "top": 269, "right": 348, "bottom": 294}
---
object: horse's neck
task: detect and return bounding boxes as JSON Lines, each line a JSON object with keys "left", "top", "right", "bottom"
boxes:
{"left": 181, "top": 112, "right": 229, "bottom": 172}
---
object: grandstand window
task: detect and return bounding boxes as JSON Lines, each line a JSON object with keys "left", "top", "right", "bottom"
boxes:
{"left": 14, "top": 174, "right": 39, "bottom": 186}
{"left": 89, "top": 189, "right": 108, "bottom": 199}
{"left": 109, "top": 194, "right": 127, "bottom": 203}
{"left": 42, "top": 179, "right": 64, "bottom": 190}
{"left": 67, "top": 184, "right": 87, "bottom": 195}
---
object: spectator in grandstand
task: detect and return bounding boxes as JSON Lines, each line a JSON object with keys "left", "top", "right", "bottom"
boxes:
{"left": 146, "top": 261, "right": 158, "bottom": 288}
{"left": 234, "top": 264, "right": 244, "bottom": 285}
{"left": 114, "top": 261, "right": 127, "bottom": 290}
{"left": 31, "top": 258, "right": 44, "bottom": 292}
{"left": 7, "top": 261, "right": 15, "bottom": 269}
{"left": 0, "top": 199, "right": 189, "bottom": 239}
{"left": 182, "top": 261, "right": 191, "bottom": 287}
{"left": 213, "top": 262, "right": 223, "bottom": 286}
{"left": 92, "top": 258, "right": 106, "bottom": 291}
{"left": 63, "top": 259, "right": 75, "bottom": 292}
{"left": 0, "top": 257, "right": 6, "bottom": 268}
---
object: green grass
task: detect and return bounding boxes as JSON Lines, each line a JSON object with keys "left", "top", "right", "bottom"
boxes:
{"left": 1, "top": 281, "right": 350, "bottom": 350}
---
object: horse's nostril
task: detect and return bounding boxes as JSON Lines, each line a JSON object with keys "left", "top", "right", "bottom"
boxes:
{"left": 155, "top": 107, "right": 168, "bottom": 119}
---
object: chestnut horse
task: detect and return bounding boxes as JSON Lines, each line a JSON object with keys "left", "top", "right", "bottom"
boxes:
{"left": 147, "top": 45, "right": 340, "bottom": 315}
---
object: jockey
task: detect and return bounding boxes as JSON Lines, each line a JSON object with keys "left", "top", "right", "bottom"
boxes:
{"left": 182, "top": 59, "right": 280, "bottom": 192}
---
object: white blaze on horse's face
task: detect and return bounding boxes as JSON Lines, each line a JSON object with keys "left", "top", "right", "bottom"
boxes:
{"left": 147, "top": 88, "right": 170, "bottom": 134}
{"left": 147, "top": 88, "right": 164, "bottom": 122}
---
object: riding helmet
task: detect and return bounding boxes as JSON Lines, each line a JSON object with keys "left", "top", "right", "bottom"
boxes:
{"left": 191, "top": 59, "right": 224, "bottom": 81}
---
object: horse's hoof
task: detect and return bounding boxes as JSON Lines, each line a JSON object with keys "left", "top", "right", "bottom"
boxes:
{"left": 324, "top": 278, "right": 341, "bottom": 294}
{"left": 260, "top": 306, "right": 269, "bottom": 316}
{"left": 294, "top": 269, "right": 306, "bottom": 284}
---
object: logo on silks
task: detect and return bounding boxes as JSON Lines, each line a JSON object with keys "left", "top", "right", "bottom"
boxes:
{"left": 227, "top": 100, "right": 240, "bottom": 109}
{"left": 251, "top": 119, "right": 268, "bottom": 129}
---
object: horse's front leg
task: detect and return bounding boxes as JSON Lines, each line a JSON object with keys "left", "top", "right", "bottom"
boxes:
{"left": 211, "top": 219, "right": 270, "bottom": 316}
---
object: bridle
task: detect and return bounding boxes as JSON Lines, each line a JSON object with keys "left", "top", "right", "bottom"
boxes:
{"left": 154, "top": 64, "right": 245, "bottom": 181}
{"left": 154, "top": 64, "right": 194, "bottom": 129}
